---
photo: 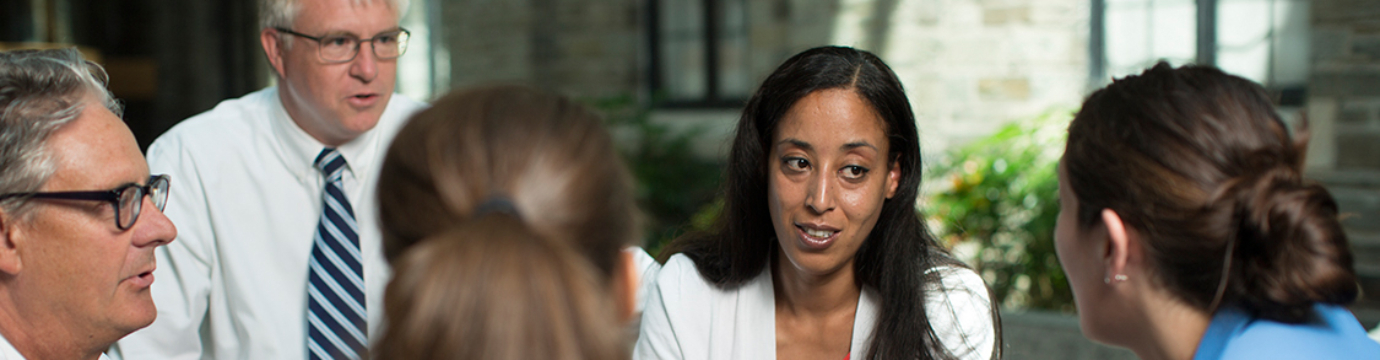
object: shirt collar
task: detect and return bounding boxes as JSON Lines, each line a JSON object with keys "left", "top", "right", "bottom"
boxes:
{"left": 267, "top": 87, "right": 383, "bottom": 183}
{"left": 1193, "top": 307, "right": 1252, "bottom": 360}
{"left": 0, "top": 331, "right": 24, "bottom": 360}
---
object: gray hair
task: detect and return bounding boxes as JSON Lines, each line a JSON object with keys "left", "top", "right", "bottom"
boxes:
{"left": 0, "top": 48, "right": 120, "bottom": 215}
{"left": 261, "top": 0, "right": 411, "bottom": 48}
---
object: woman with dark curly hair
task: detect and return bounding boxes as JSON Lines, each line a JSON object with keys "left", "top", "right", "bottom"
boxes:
{"left": 635, "top": 46, "right": 999, "bottom": 360}
{"left": 1055, "top": 63, "right": 1380, "bottom": 359}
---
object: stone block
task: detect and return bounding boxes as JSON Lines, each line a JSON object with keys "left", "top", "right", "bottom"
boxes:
{"left": 983, "top": 6, "right": 1030, "bottom": 26}
{"left": 910, "top": 0, "right": 942, "bottom": 26}
{"left": 1002, "top": 311, "right": 1139, "bottom": 360}
{"left": 1333, "top": 179, "right": 1380, "bottom": 232}
{"left": 1313, "top": 0, "right": 1380, "bottom": 25}
{"left": 1355, "top": 35, "right": 1380, "bottom": 60}
{"left": 1312, "top": 28, "right": 1352, "bottom": 62}
{"left": 1339, "top": 101, "right": 1375, "bottom": 124}
{"left": 1310, "top": 72, "right": 1380, "bottom": 97}
{"left": 1030, "top": 0, "right": 1086, "bottom": 24}
{"left": 1308, "top": 97, "right": 1341, "bottom": 172}
{"left": 978, "top": 78, "right": 1031, "bottom": 101}
{"left": 1337, "top": 133, "right": 1380, "bottom": 171}
{"left": 1351, "top": 232, "right": 1380, "bottom": 277}
{"left": 1359, "top": 20, "right": 1380, "bottom": 35}
{"left": 1313, "top": 169, "right": 1380, "bottom": 189}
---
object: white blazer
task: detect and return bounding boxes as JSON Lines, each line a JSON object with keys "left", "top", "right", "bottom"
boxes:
{"left": 634, "top": 254, "right": 995, "bottom": 360}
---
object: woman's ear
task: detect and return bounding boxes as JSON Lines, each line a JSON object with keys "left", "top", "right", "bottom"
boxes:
{"left": 884, "top": 158, "right": 901, "bottom": 199}
{"left": 1100, "top": 209, "right": 1130, "bottom": 282}
{"left": 613, "top": 250, "right": 639, "bottom": 324}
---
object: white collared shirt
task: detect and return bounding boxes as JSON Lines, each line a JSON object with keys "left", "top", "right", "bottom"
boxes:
{"left": 0, "top": 333, "right": 22, "bottom": 360}
{"left": 634, "top": 254, "right": 996, "bottom": 360}
{"left": 110, "top": 88, "right": 427, "bottom": 360}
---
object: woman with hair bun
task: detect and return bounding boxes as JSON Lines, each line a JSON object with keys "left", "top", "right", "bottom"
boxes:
{"left": 372, "top": 85, "right": 656, "bottom": 360}
{"left": 1056, "top": 62, "right": 1380, "bottom": 359}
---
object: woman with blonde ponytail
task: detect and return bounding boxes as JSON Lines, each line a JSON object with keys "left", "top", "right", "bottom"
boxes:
{"left": 1055, "top": 62, "right": 1380, "bottom": 360}
{"left": 371, "top": 85, "right": 652, "bottom": 360}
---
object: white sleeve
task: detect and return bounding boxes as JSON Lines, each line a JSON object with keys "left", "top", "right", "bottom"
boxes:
{"left": 633, "top": 256, "right": 687, "bottom": 360}
{"left": 925, "top": 266, "right": 997, "bottom": 360}
{"left": 625, "top": 246, "right": 661, "bottom": 314}
{"left": 110, "top": 136, "right": 213, "bottom": 360}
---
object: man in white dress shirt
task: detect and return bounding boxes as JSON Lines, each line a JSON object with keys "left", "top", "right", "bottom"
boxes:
{"left": 0, "top": 48, "right": 178, "bottom": 360}
{"left": 110, "top": 0, "right": 426, "bottom": 359}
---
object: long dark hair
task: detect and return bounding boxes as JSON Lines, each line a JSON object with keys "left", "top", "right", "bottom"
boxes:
{"left": 1065, "top": 63, "right": 1357, "bottom": 323}
{"left": 660, "top": 46, "right": 994, "bottom": 359}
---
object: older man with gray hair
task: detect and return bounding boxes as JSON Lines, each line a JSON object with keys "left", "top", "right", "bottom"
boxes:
{"left": 0, "top": 48, "right": 178, "bottom": 360}
{"left": 111, "top": 0, "right": 425, "bottom": 359}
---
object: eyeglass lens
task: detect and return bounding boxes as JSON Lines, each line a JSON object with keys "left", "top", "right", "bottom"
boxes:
{"left": 117, "top": 176, "right": 170, "bottom": 230}
{"left": 117, "top": 186, "right": 141, "bottom": 230}
{"left": 318, "top": 30, "right": 410, "bottom": 62}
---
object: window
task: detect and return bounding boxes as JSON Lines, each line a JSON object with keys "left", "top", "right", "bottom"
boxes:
{"left": 1091, "top": 0, "right": 1308, "bottom": 104}
{"left": 1097, "top": 0, "right": 1200, "bottom": 80}
{"left": 650, "top": 0, "right": 752, "bottom": 108}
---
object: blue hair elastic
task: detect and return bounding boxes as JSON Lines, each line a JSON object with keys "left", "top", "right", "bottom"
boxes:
{"left": 472, "top": 195, "right": 521, "bottom": 219}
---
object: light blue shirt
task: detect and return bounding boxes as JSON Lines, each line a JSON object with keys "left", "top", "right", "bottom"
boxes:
{"left": 1194, "top": 304, "right": 1380, "bottom": 359}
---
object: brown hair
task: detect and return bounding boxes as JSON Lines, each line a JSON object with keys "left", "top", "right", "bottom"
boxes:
{"left": 373, "top": 85, "right": 638, "bottom": 360}
{"left": 1065, "top": 62, "right": 1357, "bottom": 323}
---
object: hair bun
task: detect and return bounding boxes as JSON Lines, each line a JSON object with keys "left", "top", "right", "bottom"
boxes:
{"left": 1224, "top": 166, "right": 1357, "bottom": 322}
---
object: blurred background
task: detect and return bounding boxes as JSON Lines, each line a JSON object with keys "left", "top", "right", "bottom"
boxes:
{"left": 4, "top": 0, "right": 1379, "bottom": 358}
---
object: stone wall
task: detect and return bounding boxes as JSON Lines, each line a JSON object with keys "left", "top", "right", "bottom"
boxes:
{"left": 1002, "top": 311, "right": 1138, "bottom": 360}
{"left": 1309, "top": 0, "right": 1380, "bottom": 327}
{"left": 437, "top": 0, "right": 643, "bottom": 99}
{"left": 435, "top": 0, "right": 1090, "bottom": 155}
{"left": 877, "top": 0, "right": 1088, "bottom": 152}
{"left": 684, "top": 0, "right": 1091, "bottom": 153}
{"left": 1309, "top": 0, "right": 1380, "bottom": 172}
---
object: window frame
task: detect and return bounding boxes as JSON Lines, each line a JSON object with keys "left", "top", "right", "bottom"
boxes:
{"left": 647, "top": 0, "right": 751, "bottom": 109}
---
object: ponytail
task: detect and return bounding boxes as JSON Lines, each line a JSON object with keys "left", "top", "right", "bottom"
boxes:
{"left": 374, "top": 214, "right": 629, "bottom": 360}
{"left": 374, "top": 85, "right": 641, "bottom": 359}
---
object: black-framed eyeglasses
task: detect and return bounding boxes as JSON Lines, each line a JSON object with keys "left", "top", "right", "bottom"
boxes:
{"left": 0, "top": 174, "right": 170, "bottom": 230}
{"left": 275, "top": 27, "right": 411, "bottom": 64}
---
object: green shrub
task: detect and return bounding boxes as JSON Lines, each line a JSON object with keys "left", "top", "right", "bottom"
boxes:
{"left": 588, "top": 96, "right": 723, "bottom": 255}
{"left": 924, "top": 110, "right": 1074, "bottom": 312}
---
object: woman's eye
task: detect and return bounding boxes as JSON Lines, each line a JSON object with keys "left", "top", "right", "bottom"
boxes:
{"left": 783, "top": 157, "right": 809, "bottom": 171}
{"left": 841, "top": 165, "right": 869, "bottom": 179}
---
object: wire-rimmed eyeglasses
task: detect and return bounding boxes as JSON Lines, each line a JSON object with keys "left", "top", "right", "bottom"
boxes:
{"left": 0, "top": 174, "right": 170, "bottom": 230}
{"left": 275, "top": 27, "right": 411, "bottom": 64}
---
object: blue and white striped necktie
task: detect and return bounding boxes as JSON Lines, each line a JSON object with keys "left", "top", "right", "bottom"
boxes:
{"left": 306, "top": 148, "right": 367, "bottom": 360}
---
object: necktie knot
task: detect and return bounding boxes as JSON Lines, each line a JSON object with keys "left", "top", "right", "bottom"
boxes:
{"left": 314, "top": 148, "right": 347, "bottom": 182}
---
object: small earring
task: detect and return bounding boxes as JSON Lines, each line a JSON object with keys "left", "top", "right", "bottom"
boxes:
{"left": 1104, "top": 274, "right": 1128, "bottom": 284}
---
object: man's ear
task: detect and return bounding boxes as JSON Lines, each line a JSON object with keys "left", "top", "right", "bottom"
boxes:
{"left": 613, "top": 250, "right": 639, "bottom": 324}
{"left": 884, "top": 158, "right": 901, "bottom": 199}
{"left": 0, "top": 210, "right": 24, "bottom": 275}
{"left": 261, "top": 28, "right": 288, "bottom": 78}
{"left": 1100, "top": 209, "right": 1130, "bottom": 282}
